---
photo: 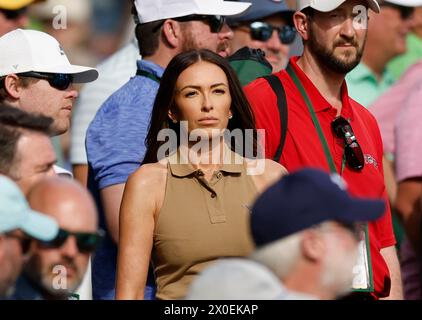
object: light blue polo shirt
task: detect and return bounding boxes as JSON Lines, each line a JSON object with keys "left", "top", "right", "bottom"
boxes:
{"left": 86, "top": 59, "right": 164, "bottom": 300}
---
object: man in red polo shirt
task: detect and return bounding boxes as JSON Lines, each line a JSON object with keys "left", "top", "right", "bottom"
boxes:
{"left": 245, "top": 0, "right": 402, "bottom": 299}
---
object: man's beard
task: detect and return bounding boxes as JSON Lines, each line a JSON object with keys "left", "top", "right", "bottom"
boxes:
{"left": 25, "top": 257, "right": 82, "bottom": 299}
{"left": 181, "top": 28, "right": 229, "bottom": 57}
{"left": 308, "top": 25, "right": 366, "bottom": 75}
{"left": 40, "top": 262, "right": 82, "bottom": 297}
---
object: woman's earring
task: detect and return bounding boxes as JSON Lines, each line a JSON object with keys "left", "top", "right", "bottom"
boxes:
{"left": 229, "top": 115, "right": 233, "bottom": 119}
{"left": 172, "top": 119, "right": 178, "bottom": 123}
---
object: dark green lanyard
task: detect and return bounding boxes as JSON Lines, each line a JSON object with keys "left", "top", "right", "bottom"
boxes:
{"left": 136, "top": 69, "right": 161, "bottom": 83}
{"left": 287, "top": 65, "right": 374, "bottom": 293}
{"left": 286, "top": 63, "right": 346, "bottom": 175}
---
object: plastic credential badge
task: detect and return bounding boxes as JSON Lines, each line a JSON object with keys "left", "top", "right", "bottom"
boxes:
{"left": 352, "top": 224, "right": 374, "bottom": 292}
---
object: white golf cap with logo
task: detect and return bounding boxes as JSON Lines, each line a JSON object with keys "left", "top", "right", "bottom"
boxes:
{"left": 135, "top": 0, "right": 252, "bottom": 24}
{"left": 297, "top": 0, "right": 381, "bottom": 13}
{"left": 0, "top": 29, "right": 98, "bottom": 83}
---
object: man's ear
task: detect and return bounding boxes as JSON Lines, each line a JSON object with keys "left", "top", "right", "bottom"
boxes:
{"left": 3, "top": 74, "right": 24, "bottom": 99}
{"left": 301, "top": 230, "right": 324, "bottom": 262}
{"left": 162, "top": 19, "right": 183, "bottom": 49}
{"left": 294, "top": 11, "right": 311, "bottom": 41}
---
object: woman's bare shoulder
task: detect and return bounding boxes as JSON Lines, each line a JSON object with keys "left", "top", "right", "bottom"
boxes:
{"left": 246, "top": 158, "right": 288, "bottom": 193}
{"left": 263, "top": 159, "right": 288, "bottom": 176}
{"left": 127, "top": 161, "right": 168, "bottom": 189}
{"left": 245, "top": 158, "right": 287, "bottom": 175}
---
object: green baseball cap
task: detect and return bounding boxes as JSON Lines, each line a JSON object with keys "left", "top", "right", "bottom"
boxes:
{"left": 0, "top": 175, "right": 58, "bottom": 241}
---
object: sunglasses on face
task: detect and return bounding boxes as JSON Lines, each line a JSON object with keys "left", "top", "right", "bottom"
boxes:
{"left": 380, "top": 3, "right": 414, "bottom": 20}
{"left": 17, "top": 71, "right": 73, "bottom": 91}
{"left": 174, "top": 14, "right": 226, "bottom": 33}
{"left": 331, "top": 116, "right": 364, "bottom": 171}
{"left": 247, "top": 21, "right": 296, "bottom": 45}
{"left": 0, "top": 7, "right": 28, "bottom": 20}
{"left": 39, "top": 228, "right": 104, "bottom": 253}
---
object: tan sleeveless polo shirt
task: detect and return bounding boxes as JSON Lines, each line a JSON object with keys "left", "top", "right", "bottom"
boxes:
{"left": 152, "top": 149, "right": 258, "bottom": 300}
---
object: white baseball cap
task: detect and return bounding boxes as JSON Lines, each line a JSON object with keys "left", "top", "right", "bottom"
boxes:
{"left": 135, "top": 0, "right": 252, "bottom": 24}
{"left": 384, "top": 0, "right": 422, "bottom": 6}
{"left": 297, "top": 0, "right": 380, "bottom": 13}
{"left": 0, "top": 29, "right": 98, "bottom": 83}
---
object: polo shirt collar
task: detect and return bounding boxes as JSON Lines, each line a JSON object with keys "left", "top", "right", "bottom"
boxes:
{"left": 136, "top": 59, "right": 164, "bottom": 79}
{"left": 348, "top": 62, "right": 395, "bottom": 88}
{"left": 168, "top": 143, "right": 243, "bottom": 178}
{"left": 288, "top": 56, "right": 354, "bottom": 120}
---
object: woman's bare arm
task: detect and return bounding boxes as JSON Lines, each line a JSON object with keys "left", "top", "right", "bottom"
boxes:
{"left": 115, "top": 163, "right": 166, "bottom": 299}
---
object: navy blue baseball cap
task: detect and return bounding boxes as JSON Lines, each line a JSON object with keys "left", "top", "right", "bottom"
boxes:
{"left": 251, "top": 168, "right": 385, "bottom": 247}
{"left": 227, "top": 0, "right": 294, "bottom": 24}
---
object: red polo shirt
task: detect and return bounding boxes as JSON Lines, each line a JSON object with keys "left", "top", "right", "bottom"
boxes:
{"left": 245, "top": 57, "right": 396, "bottom": 299}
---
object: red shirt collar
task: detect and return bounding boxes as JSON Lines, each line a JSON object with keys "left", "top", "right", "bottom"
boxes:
{"left": 288, "top": 56, "right": 354, "bottom": 120}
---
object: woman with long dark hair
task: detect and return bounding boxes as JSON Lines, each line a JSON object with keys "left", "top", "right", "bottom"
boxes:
{"left": 116, "top": 49, "right": 286, "bottom": 299}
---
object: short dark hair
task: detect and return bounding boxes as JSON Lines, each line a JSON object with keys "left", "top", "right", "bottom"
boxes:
{"left": 135, "top": 20, "right": 165, "bottom": 57}
{"left": 131, "top": 3, "right": 163, "bottom": 57}
{"left": 300, "top": 7, "right": 316, "bottom": 18}
{"left": 0, "top": 104, "right": 53, "bottom": 177}
{"left": 142, "top": 49, "right": 257, "bottom": 164}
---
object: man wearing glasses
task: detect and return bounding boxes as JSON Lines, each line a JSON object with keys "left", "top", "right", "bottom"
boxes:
{"left": 0, "top": 0, "right": 42, "bottom": 36}
{"left": 85, "top": 0, "right": 251, "bottom": 300}
{"left": 0, "top": 29, "right": 98, "bottom": 178}
{"left": 0, "top": 29, "right": 98, "bottom": 137}
{"left": 244, "top": 0, "right": 402, "bottom": 299}
{"left": 228, "top": 0, "right": 297, "bottom": 71}
{"left": 0, "top": 175, "right": 58, "bottom": 299}
{"left": 12, "top": 177, "right": 101, "bottom": 300}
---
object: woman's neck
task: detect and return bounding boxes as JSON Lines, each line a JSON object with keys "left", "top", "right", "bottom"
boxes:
{"left": 182, "top": 136, "right": 227, "bottom": 178}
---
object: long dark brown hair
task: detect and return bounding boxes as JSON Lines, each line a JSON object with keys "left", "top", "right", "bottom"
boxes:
{"left": 142, "top": 49, "right": 257, "bottom": 165}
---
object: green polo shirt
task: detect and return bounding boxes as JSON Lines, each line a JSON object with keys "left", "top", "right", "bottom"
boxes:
{"left": 388, "top": 33, "right": 422, "bottom": 80}
{"left": 346, "top": 63, "right": 395, "bottom": 108}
